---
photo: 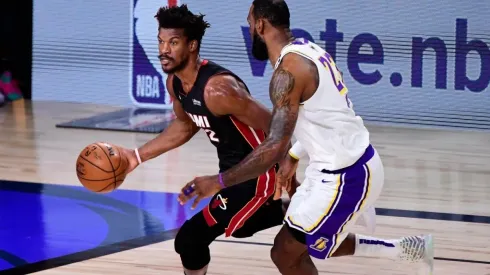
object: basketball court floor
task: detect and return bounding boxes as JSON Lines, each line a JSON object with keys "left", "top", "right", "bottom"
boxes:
{"left": 1, "top": 99, "right": 489, "bottom": 274}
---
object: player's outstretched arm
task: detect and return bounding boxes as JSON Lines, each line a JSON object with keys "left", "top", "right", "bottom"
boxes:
{"left": 203, "top": 74, "right": 272, "bottom": 135}
{"left": 122, "top": 75, "right": 199, "bottom": 173}
{"left": 220, "top": 54, "right": 314, "bottom": 187}
{"left": 136, "top": 75, "right": 200, "bottom": 162}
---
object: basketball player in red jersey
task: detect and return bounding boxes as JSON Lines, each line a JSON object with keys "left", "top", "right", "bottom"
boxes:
{"left": 119, "top": 4, "right": 293, "bottom": 275}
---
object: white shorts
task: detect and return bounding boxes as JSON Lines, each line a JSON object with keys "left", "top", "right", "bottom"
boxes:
{"left": 284, "top": 145, "right": 384, "bottom": 259}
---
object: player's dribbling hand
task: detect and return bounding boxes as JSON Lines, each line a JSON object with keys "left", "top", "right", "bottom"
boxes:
{"left": 118, "top": 147, "right": 140, "bottom": 174}
{"left": 178, "top": 175, "right": 223, "bottom": 210}
{"left": 274, "top": 153, "right": 299, "bottom": 200}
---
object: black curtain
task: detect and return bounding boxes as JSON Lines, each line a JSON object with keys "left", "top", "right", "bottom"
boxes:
{"left": 0, "top": 0, "right": 33, "bottom": 99}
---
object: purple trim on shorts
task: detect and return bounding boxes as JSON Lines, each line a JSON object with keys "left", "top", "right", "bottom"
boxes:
{"left": 321, "top": 144, "right": 374, "bottom": 175}
{"left": 306, "top": 162, "right": 370, "bottom": 259}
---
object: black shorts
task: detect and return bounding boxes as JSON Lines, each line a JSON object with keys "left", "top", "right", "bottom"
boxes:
{"left": 200, "top": 168, "right": 283, "bottom": 238}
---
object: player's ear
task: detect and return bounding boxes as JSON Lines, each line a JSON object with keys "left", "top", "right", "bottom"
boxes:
{"left": 189, "top": 40, "right": 198, "bottom": 52}
{"left": 255, "top": 18, "right": 265, "bottom": 35}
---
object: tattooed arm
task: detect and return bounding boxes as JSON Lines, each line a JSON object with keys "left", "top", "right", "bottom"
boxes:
{"left": 220, "top": 54, "right": 319, "bottom": 187}
{"left": 177, "top": 54, "right": 319, "bottom": 208}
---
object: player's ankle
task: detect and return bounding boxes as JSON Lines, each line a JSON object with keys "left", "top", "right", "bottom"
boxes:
{"left": 353, "top": 234, "right": 400, "bottom": 259}
{"left": 184, "top": 267, "right": 208, "bottom": 275}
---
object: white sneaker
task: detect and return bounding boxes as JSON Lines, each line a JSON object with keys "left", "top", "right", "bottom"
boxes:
{"left": 398, "top": 234, "right": 434, "bottom": 274}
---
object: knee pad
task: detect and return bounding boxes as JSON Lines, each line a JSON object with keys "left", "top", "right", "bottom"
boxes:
{"left": 174, "top": 218, "right": 211, "bottom": 270}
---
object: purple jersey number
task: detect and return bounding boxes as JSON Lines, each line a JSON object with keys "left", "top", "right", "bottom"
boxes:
{"left": 318, "top": 52, "right": 347, "bottom": 94}
{"left": 317, "top": 52, "right": 352, "bottom": 109}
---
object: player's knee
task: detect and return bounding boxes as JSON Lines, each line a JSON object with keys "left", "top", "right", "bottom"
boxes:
{"left": 271, "top": 238, "right": 289, "bottom": 270}
{"left": 174, "top": 221, "right": 191, "bottom": 255}
{"left": 271, "top": 224, "right": 305, "bottom": 268}
{"left": 270, "top": 238, "right": 289, "bottom": 267}
{"left": 174, "top": 219, "right": 211, "bottom": 270}
{"left": 271, "top": 239, "right": 298, "bottom": 272}
{"left": 270, "top": 244, "right": 281, "bottom": 266}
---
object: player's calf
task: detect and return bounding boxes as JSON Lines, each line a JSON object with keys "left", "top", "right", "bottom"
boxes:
{"left": 271, "top": 225, "right": 319, "bottom": 275}
{"left": 174, "top": 214, "right": 216, "bottom": 275}
{"left": 275, "top": 222, "right": 433, "bottom": 274}
{"left": 330, "top": 233, "right": 355, "bottom": 257}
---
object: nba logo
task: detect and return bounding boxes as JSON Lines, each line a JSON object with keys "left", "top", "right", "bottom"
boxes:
{"left": 129, "top": 0, "right": 180, "bottom": 109}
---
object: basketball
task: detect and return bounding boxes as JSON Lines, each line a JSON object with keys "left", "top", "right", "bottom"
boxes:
{"left": 75, "top": 142, "right": 129, "bottom": 193}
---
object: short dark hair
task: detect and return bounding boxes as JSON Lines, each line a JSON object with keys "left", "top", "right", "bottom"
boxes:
{"left": 252, "top": 0, "right": 290, "bottom": 28}
{"left": 155, "top": 4, "right": 210, "bottom": 50}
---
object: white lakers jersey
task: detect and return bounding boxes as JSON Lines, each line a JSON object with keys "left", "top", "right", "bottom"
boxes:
{"left": 274, "top": 38, "right": 370, "bottom": 171}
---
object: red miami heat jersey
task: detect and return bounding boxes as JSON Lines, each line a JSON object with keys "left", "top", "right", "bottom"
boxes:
{"left": 172, "top": 60, "right": 266, "bottom": 172}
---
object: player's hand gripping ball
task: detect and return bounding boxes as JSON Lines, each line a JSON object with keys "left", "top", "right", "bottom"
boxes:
{"left": 76, "top": 142, "right": 129, "bottom": 193}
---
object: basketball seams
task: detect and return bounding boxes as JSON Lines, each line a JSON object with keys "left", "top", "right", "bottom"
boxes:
{"left": 94, "top": 143, "right": 117, "bottom": 190}
{"left": 112, "top": 146, "right": 122, "bottom": 171}
{"left": 79, "top": 155, "right": 114, "bottom": 173}
{"left": 77, "top": 169, "right": 127, "bottom": 182}
{"left": 77, "top": 142, "right": 128, "bottom": 194}
{"left": 97, "top": 179, "right": 125, "bottom": 193}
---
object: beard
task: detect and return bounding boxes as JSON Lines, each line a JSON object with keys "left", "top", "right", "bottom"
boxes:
{"left": 251, "top": 32, "right": 269, "bottom": 61}
{"left": 160, "top": 54, "right": 189, "bottom": 74}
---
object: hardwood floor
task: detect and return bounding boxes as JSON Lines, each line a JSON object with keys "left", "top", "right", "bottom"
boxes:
{"left": 1, "top": 100, "right": 489, "bottom": 274}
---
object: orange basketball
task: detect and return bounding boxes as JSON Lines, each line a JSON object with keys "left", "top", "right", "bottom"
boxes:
{"left": 75, "top": 142, "right": 129, "bottom": 193}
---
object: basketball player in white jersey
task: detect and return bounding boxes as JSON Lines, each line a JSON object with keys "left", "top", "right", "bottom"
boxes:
{"left": 179, "top": 0, "right": 434, "bottom": 274}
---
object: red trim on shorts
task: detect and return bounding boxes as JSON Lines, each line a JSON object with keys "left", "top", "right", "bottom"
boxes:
{"left": 224, "top": 116, "right": 274, "bottom": 237}
{"left": 225, "top": 167, "right": 276, "bottom": 237}
{"left": 202, "top": 205, "right": 217, "bottom": 226}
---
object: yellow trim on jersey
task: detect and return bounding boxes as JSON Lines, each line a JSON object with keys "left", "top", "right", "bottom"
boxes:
{"left": 288, "top": 150, "right": 300, "bottom": 160}
{"left": 339, "top": 87, "right": 348, "bottom": 96}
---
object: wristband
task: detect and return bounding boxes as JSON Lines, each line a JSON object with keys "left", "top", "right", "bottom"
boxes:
{"left": 134, "top": 148, "right": 142, "bottom": 164}
{"left": 218, "top": 173, "right": 226, "bottom": 188}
